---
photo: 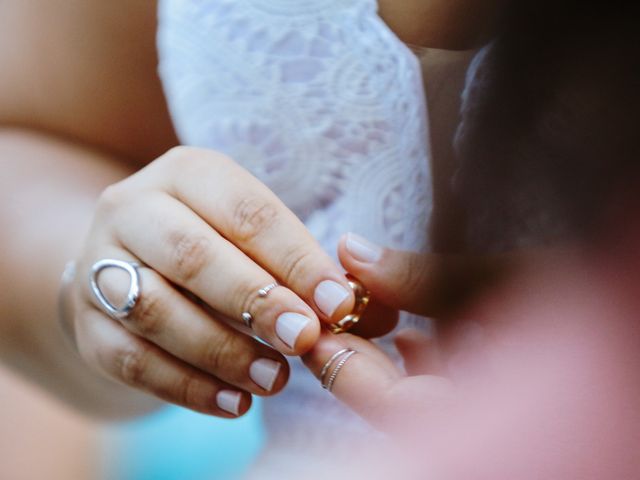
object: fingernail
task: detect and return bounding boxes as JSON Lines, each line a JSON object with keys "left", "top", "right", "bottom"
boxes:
{"left": 250, "top": 358, "right": 282, "bottom": 392}
{"left": 217, "top": 390, "right": 242, "bottom": 416}
{"left": 346, "top": 233, "right": 383, "bottom": 263}
{"left": 314, "top": 280, "right": 350, "bottom": 317}
{"left": 276, "top": 312, "right": 311, "bottom": 349}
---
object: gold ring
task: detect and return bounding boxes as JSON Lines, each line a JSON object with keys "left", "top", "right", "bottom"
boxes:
{"left": 328, "top": 274, "right": 370, "bottom": 334}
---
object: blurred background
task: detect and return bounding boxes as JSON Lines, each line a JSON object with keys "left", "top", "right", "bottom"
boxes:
{"left": 0, "top": 364, "right": 265, "bottom": 480}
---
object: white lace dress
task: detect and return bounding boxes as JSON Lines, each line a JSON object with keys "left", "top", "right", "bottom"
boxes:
{"left": 157, "top": 0, "right": 432, "bottom": 473}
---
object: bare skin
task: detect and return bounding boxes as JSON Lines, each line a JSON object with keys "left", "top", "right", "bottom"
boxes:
{"left": 303, "top": 242, "right": 640, "bottom": 479}
{"left": 379, "top": 0, "right": 504, "bottom": 48}
{"left": 0, "top": 1, "right": 178, "bottom": 419}
{"left": 0, "top": 0, "right": 499, "bottom": 419}
{"left": 0, "top": 0, "right": 177, "bottom": 162}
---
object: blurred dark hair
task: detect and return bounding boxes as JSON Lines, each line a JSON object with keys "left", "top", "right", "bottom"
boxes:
{"left": 454, "top": 1, "right": 640, "bottom": 252}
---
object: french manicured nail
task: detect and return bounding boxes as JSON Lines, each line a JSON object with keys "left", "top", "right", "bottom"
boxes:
{"left": 250, "top": 358, "right": 281, "bottom": 391}
{"left": 217, "top": 390, "right": 242, "bottom": 416}
{"left": 276, "top": 312, "right": 311, "bottom": 349}
{"left": 314, "top": 280, "right": 350, "bottom": 317}
{"left": 346, "top": 233, "right": 383, "bottom": 263}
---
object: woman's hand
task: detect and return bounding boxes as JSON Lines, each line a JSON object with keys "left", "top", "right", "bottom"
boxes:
{"left": 303, "top": 329, "right": 453, "bottom": 432}
{"left": 302, "top": 233, "right": 512, "bottom": 428}
{"left": 64, "top": 146, "right": 359, "bottom": 418}
{"left": 305, "top": 242, "right": 640, "bottom": 478}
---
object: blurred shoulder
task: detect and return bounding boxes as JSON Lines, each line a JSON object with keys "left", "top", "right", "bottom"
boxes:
{"left": 0, "top": 0, "right": 177, "bottom": 164}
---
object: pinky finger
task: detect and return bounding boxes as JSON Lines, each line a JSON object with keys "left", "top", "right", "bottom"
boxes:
{"left": 76, "top": 309, "right": 252, "bottom": 418}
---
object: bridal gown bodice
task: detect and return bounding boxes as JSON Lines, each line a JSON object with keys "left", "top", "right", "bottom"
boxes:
{"left": 157, "top": 0, "right": 432, "bottom": 470}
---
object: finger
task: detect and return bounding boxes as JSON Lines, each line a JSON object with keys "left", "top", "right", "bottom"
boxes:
{"left": 338, "top": 233, "right": 514, "bottom": 317}
{"left": 302, "top": 331, "right": 401, "bottom": 417}
{"left": 394, "top": 328, "right": 440, "bottom": 376}
{"left": 152, "top": 147, "right": 356, "bottom": 323}
{"left": 303, "top": 332, "right": 452, "bottom": 428}
{"left": 347, "top": 299, "right": 399, "bottom": 339}
{"left": 85, "top": 258, "right": 290, "bottom": 395}
{"left": 105, "top": 193, "right": 320, "bottom": 355}
{"left": 74, "top": 308, "right": 253, "bottom": 418}
{"left": 337, "top": 233, "right": 435, "bottom": 314}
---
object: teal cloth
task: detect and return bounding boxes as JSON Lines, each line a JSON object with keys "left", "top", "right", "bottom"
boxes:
{"left": 102, "top": 402, "right": 265, "bottom": 480}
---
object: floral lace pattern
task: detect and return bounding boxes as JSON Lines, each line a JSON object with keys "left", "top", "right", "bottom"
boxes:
{"left": 158, "top": 0, "right": 432, "bottom": 465}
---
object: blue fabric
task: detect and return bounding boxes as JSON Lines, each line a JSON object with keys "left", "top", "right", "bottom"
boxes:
{"left": 102, "top": 402, "right": 265, "bottom": 480}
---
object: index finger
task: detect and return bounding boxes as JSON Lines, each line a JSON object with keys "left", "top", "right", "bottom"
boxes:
{"left": 154, "top": 147, "right": 356, "bottom": 324}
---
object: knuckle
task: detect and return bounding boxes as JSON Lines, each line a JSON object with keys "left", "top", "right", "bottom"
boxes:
{"left": 173, "top": 374, "right": 205, "bottom": 408}
{"left": 155, "top": 146, "right": 201, "bottom": 176}
{"left": 167, "top": 231, "right": 213, "bottom": 284}
{"left": 161, "top": 145, "right": 195, "bottom": 165}
{"left": 203, "top": 330, "right": 241, "bottom": 376}
{"left": 281, "top": 244, "right": 316, "bottom": 286}
{"left": 397, "top": 254, "right": 427, "bottom": 297}
{"left": 231, "top": 196, "right": 278, "bottom": 243}
{"left": 129, "top": 286, "right": 165, "bottom": 338}
{"left": 113, "top": 344, "right": 149, "bottom": 386}
{"left": 96, "top": 182, "right": 130, "bottom": 217}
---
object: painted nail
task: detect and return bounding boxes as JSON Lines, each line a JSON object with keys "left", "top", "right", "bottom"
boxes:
{"left": 250, "top": 358, "right": 282, "bottom": 392}
{"left": 217, "top": 390, "right": 242, "bottom": 416}
{"left": 345, "top": 233, "right": 383, "bottom": 263}
{"left": 276, "top": 312, "right": 311, "bottom": 349}
{"left": 314, "top": 280, "right": 350, "bottom": 317}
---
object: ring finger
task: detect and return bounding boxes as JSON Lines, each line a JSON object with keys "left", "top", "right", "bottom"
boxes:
{"left": 83, "top": 247, "right": 290, "bottom": 396}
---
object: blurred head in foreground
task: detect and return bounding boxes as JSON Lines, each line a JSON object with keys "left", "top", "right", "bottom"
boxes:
{"left": 439, "top": 1, "right": 639, "bottom": 477}
{"left": 332, "top": 2, "right": 640, "bottom": 478}
{"left": 455, "top": 0, "right": 640, "bottom": 253}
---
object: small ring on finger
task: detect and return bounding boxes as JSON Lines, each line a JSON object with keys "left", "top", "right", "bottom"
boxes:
{"left": 241, "top": 282, "right": 279, "bottom": 330}
{"left": 322, "top": 349, "right": 357, "bottom": 392}
{"left": 319, "top": 348, "right": 350, "bottom": 382}
{"left": 242, "top": 312, "right": 254, "bottom": 329}
{"left": 258, "top": 283, "right": 279, "bottom": 298}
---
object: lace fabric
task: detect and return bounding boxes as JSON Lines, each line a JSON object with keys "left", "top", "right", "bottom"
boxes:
{"left": 157, "top": 0, "right": 432, "bottom": 467}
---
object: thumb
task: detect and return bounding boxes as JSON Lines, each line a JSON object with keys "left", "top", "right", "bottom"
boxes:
{"left": 338, "top": 233, "right": 508, "bottom": 317}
